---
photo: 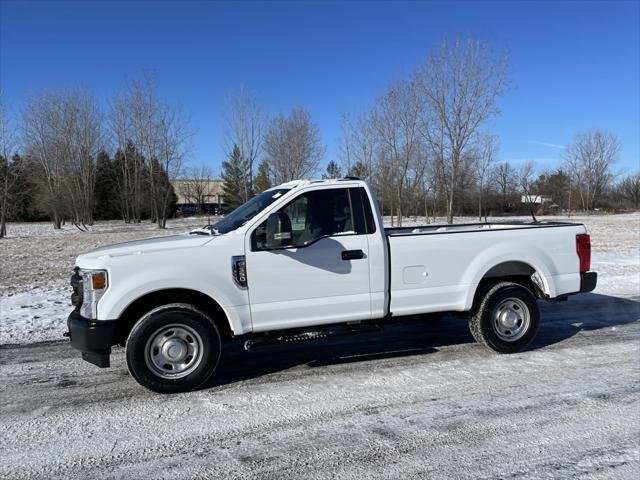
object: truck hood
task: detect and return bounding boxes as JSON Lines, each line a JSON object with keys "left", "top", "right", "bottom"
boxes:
{"left": 77, "top": 234, "right": 215, "bottom": 261}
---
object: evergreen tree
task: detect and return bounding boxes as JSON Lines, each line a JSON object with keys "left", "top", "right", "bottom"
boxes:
{"left": 253, "top": 160, "right": 271, "bottom": 194}
{"left": 12, "top": 154, "right": 40, "bottom": 221}
{"left": 323, "top": 160, "right": 342, "bottom": 179}
{"left": 221, "top": 145, "right": 249, "bottom": 210}
{"left": 113, "top": 142, "right": 146, "bottom": 222}
{"left": 347, "top": 161, "right": 370, "bottom": 180}
{"left": 94, "top": 151, "right": 121, "bottom": 220}
{"left": 148, "top": 157, "right": 178, "bottom": 226}
{"left": 1, "top": 153, "right": 41, "bottom": 235}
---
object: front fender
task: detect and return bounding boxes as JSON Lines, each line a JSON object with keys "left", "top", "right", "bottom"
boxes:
{"left": 86, "top": 244, "right": 251, "bottom": 335}
{"left": 98, "top": 279, "right": 248, "bottom": 336}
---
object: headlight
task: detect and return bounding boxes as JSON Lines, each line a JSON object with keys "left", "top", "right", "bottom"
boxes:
{"left": 80, "top": 269, "right": 108, "bottom": 319}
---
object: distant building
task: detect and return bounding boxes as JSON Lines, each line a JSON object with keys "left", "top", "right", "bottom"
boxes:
{"left": 170, "top": 178, "right": 228, "bottom": 215}
{"left": 521, "top": 194, "right": 553, "bottom": 205}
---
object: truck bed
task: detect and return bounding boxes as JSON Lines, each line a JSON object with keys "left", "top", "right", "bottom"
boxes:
{"left": 385, "top": 220, "right": 578, "bottom": 237}
{"left": 384, "top": 220, "right": 587, "bottom": 317}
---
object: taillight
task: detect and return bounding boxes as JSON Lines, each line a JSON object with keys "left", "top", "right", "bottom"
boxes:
{"left": 576, "top": 234, "right": 591, "bottom": 273}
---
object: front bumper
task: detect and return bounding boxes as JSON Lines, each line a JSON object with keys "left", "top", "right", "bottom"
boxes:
{"left": 67, "top": 310, "right": 116, "bottom": 368}
{"left": 580, "top": 271, "right": 597, "bottom": 293}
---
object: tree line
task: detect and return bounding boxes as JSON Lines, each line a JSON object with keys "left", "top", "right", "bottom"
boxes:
{"left": 2, "top": 38, "right": 639, "bottom": 238}
{"left": 0, "top": 76, "right": 186, "bottom": 237}
{"left": 217, "top": 38, "right": 637, "bottom": 222}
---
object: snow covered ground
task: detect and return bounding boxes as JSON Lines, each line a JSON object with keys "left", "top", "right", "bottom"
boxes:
{"left": 0, "top": 216, "right": 215, "bottom": 344}
{"left": 1, "top": 293, "right": 638, "bottom": 479}
{"left": 0, "top": 213, "right": 638, "bottom": 479}
{"left": 1, "top": 213, "right": 638, "bottom": 344}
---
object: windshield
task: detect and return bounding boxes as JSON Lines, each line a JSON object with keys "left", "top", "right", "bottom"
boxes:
{"left": 206, "top": 188, "right": 290, "bottom": 234}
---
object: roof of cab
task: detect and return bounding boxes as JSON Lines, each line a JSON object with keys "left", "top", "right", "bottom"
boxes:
{"left": 267, "top": 177, "right": 363, "bottom": 191}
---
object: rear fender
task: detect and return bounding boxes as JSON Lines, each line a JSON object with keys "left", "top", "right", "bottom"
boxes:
{"left": 462, "top": 244, "right": 556, "bottom": 310}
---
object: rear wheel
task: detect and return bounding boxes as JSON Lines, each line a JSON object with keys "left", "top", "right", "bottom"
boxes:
{"left": 126, "top": 303, "right": 221, "bottom": 393}
{"left": 469, "top": 282, "right": 539, "bottom": 353}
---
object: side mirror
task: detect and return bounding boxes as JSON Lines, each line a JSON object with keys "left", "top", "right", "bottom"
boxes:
{"left": 266, "top": 211, "right": 293, "bottom": 248}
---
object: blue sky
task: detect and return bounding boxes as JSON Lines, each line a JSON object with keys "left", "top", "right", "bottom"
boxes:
{"left": 1, "top": 0, "right": 639, "bottom": 174}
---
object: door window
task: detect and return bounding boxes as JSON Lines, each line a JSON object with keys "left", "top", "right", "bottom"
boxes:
{"left": 253, "top": 188, "right": 355, "bottom": 249}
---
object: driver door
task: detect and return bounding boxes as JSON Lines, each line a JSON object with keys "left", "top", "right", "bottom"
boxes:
{"left": 245, "top": 187, "right": 372, "bottom": 332}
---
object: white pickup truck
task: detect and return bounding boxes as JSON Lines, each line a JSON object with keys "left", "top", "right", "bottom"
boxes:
{"left": 67, "top": 178, "right": 596, "bottom": 392}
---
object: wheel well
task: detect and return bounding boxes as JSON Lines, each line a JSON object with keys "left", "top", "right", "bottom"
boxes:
{"left": 470, "top": 261, "right": 545, "bottom": 315}
{"left": 113, "top": 288, "right": 233, "bottom": 345}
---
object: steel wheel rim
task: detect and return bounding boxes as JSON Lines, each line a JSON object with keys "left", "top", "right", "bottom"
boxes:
{"left": 492, "top": 297, "right": 530, "bottom": 342}
{"left": 144, "top": 324, "right": 204, "bottom": 379}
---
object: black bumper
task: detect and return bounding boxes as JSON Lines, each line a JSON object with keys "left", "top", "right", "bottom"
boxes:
{"left": 580, "top": 271, "right": 597, "bottom": 293}
{"left": 67, "top": 310, "right": 116, "bottom": 368}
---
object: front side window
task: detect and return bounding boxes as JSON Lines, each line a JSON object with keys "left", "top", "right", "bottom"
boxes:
{"left": 253, "top": 188, "right": 355, "bottom": 249}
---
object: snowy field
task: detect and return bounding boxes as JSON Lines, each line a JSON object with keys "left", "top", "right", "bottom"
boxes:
{"left": 0, "top": 216, "right": 216, "bottom": 343}
{"left": 1, "top": 213, "right": 638, "bottom": 344}
{"left": 0, "top": 213, "right": 639, "bottom": 479}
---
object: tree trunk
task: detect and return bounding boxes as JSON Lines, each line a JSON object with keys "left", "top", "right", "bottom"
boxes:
{"left": 447, "top": 153, "right": 457, "bottom": 224}
{"left": 424, "top": 194, "right": 429, "bottom": 224}
{"left": 53, "top": 211, "right": 62, "bottom": 229}
{"left": 478, "top": 182, "right": 483, "bottom": 222}
{"left": 0, "top": 175, "right": 8, "bottom": 238}
{"left": 0, "top": 191, "right": 6, "bottom": 238}
{"left": 390, "top": 194, "right": 394, "bottom": 227}
{"left": 396, "top": 186, "right": 403, "bottom": 227}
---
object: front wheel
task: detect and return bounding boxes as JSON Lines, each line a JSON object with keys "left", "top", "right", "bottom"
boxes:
{"left": 126, "top": 303, "right": 221, "bottom": 393}
{"left": 469, "top": 282, "right": 540, "bottom": 354}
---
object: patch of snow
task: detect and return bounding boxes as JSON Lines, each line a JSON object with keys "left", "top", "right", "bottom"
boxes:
{"left": 1, "top": 213, "right": 638, "bottom": 345}
{"left": 0, "top": 286, "right": 71, "bottom": 344}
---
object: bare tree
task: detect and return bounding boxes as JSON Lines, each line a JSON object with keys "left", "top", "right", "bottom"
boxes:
{"left": 338, "top": 111, "right": 377, "bottom": 182}
{"left": 518, "top": 160, "right": 538, "bottom": 219}
{"left": 475, "top": 134, "right": 498, "bottom": 220}
{"left": 564, "top": 129, "right": 619, "bottom": 213}
{"left": 109, "top": 92, "right": 144, "bottom": 223}
{"left": 23, "top": 91, "right": 100, "bottom": 229}
{"left": 180, "top": 165, "right": 214, "bottom": 214}
{"left": 372, "top": 77, "right": 423, "bottom": 226}
{"left": 419, "top": 38, "right": 508, "bottom": 223}
{"left": 128, "top": 76, "right": 161, "bottom": 223}
{"left": 264, "top": 107, "right": 324, "bottom": 184}
{"left": 63, "top": 92, "right": 102, "bottom": 228}
{"left": 225, "top": 87, "right": 263, "bottom": 201}
{"left": 338, "top": 113, "right": 354, "bottom": 174}
{"left": 0, "top": 94, "right": 17, "bottom": 237}
{"left": 491, "top": 160, "right": 517, "bottom": 210}
{"left": 112, "top": 75, "right": 190, "bottom": 228}
{"left": 154, "top": 105, "right": 190, "bottom": 228}
{"left": 618, "top": 172, "right": 640, "bottom": 210}
{"left": 22, "top": 93, "right": 65, "bottom": 228}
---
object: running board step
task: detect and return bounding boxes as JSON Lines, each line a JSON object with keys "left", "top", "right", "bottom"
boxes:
{"left": 243, "top": 324, "right": 383, "bottom": 351}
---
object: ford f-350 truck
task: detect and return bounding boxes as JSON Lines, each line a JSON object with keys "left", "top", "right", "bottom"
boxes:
{"left": 67, "top": 178, "right": 597, "bottom": 393}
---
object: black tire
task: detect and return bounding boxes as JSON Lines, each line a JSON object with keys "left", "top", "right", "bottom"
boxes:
{"left": 469, "top": 282, "right": 539, "bottom": 354}
{"left": 125, "top": 303, "right": 221, "bottom": 393}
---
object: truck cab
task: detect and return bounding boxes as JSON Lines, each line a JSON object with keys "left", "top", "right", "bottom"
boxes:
{"left": 67, "top": 178, "right": 596, "bottom": 392}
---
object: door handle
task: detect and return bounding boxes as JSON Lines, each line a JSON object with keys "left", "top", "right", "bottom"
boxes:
{"left": 341, "top": 249, "right": 364, "bottom": 260}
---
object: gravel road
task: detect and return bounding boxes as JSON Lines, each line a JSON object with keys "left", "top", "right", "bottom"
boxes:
{"left": 1, "top": 293, "right": 639, "bottom": 479}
